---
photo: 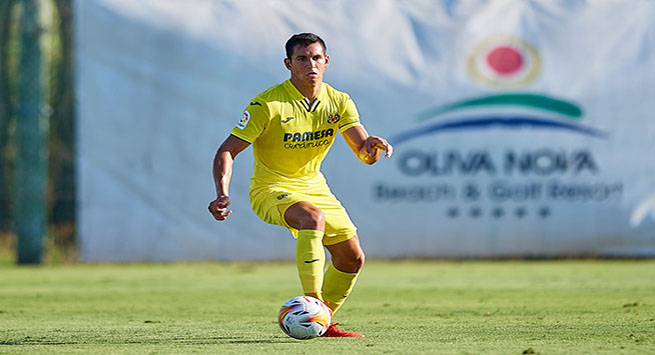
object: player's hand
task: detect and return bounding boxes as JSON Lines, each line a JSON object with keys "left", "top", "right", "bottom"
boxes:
{"left": 208, "top": 196, "right": 232, "bottom": 221}
{"left": 365, "top": 136, "right": 393, "bottom": 159}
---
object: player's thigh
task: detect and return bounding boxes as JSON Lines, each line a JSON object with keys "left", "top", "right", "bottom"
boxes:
{"left": 249, "top": 188, "right": 306, "bottom": 230}
{"left": 309, "top": 191, "right": 357, "bottom": 246}
{"left": 250, "top": 186, "right": 357, "bottom": 243}
{"left": 284, "top": 201, "right": 326, "bottom": 231}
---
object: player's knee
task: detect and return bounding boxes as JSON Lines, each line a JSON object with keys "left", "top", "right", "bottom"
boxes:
{"left": 351, "top": 251, "right": 365, "bottom": 272}
{"left": 337, "top": 249, "right": 365, "bottom": 273}
{"left": 285, "top": 203, "right": 326, "bottom": 231}
{"left": 298, "top": 206, "right": 325, "bottom": 230}
{"left": 304, "top": 208, "right": 325, "bottom": 230}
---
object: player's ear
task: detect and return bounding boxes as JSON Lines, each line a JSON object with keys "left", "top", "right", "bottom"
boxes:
{"left": 284, "top": 58, "right": 292, "bottom": 70}
{"left": 324, "top": 55, "right": 330, "bottom": 66}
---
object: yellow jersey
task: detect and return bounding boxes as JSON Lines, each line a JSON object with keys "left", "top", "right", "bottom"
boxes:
{"left": 230, "top": 80, "right": 362, "bottom": 190}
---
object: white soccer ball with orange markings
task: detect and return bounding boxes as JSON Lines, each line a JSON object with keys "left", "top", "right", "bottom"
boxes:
{"left": 277, "top": 296, "right": 331, "bottom": 339}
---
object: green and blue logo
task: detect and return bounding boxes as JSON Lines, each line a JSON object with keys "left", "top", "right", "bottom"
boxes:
{"left": 392, "top": 36, "right": 608, "bottom": 144}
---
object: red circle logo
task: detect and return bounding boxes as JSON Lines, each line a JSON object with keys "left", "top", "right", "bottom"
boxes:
{"left": 468, "top": 36, "right": 541, "bottom": 88}
{"left": 486, "top": 46, "right": 523, "bottom": 75}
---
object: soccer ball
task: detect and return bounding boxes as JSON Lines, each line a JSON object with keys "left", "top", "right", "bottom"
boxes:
{"left": 278, "top": 296, "right": 331, "bottom": 339}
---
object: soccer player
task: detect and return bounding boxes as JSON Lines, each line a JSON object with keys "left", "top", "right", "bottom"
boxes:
{"left": 208, "top": 33, "right": 393, "bottom": 337}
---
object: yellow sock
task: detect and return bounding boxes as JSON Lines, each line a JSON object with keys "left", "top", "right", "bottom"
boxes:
{"left": 322, "top": 263, "right": 359, "bottom": 315}
{"left": 295, "top": 229, "right": 325, "bottom": 299}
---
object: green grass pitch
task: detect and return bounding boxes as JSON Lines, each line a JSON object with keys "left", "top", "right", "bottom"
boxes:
{"left": 1, "top": 260, "right": 653, "bottom": 354}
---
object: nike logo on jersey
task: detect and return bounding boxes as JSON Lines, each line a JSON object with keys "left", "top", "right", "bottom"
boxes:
{"left": 250, "top": 101, "right": 262, "bottom": 106}
{"left": 304, "top": 259, "right": 320, "bottom": 264}
{"left": 281, "top": 117, "right": 295, "bottom": 123}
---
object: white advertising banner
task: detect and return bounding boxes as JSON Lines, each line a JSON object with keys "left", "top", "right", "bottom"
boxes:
{"left": 76, "top": 0, "right": 655, "bottom": 261}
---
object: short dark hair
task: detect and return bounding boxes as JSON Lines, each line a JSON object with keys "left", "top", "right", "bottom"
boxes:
{"left": 285, "top": 33, "right": 327, "bottom": 59}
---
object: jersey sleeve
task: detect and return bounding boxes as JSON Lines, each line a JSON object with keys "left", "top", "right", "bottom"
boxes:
{"left": 230, "top": 99, "right": 269, "bottom": 143}
{"left": 338, "top": 95, "right": 362, "bottom": 133}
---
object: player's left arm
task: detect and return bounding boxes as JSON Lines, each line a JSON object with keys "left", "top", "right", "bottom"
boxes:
{"left": 342, "top": 125, "right": 393, "bottom": 165}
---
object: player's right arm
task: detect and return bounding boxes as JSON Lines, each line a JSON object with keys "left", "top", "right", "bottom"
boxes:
{"left": 208, "top": 135, "right": 251, "bottom": 221}
{"left": 209, "top": 95, "right": 269, "bottom": 221}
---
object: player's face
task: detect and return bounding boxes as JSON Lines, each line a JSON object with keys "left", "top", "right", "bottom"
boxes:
{"left": 285, "top": 42, "right": 329, "bottom": 85}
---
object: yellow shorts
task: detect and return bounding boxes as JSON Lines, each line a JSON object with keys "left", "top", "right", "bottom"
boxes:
{"left": 249, "top": 184, "right": 357, "bottom": 246}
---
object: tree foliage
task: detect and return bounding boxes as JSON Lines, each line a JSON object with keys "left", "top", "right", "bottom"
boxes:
{"left": 0, "top": 0, "right": 74, "bottom": 253}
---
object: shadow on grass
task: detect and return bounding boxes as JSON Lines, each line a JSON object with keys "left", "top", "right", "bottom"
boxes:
{"left": 0, "top": 336, "right": 296, "bottom": 346}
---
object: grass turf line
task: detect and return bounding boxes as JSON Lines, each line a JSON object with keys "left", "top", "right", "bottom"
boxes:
{"left": 0, "top": 260, "right": 653, "bottom": 354}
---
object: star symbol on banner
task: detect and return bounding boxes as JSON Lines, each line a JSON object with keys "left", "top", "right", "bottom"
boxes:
{"left": 515, "top": 207, "right": 527, "bottom": 218}
{"left": 538, "top": 206, "right": 551, "bottom": 218}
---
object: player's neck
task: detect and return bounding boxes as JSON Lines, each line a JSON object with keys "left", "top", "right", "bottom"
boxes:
{"left": 290, "top": 77, "right": 322, "bottom": 101}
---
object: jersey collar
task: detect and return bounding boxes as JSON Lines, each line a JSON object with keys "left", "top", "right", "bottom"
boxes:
{"left": 285, "top": 80, "right": 326, "bottom": 100}
{"left": 284, "top": 80, "right": 325, "bottom": 113}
